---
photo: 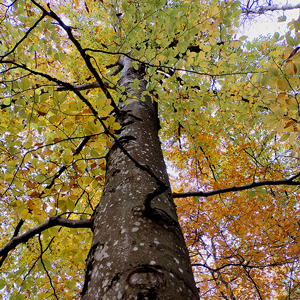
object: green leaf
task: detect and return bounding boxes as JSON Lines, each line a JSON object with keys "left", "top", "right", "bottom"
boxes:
{"left": 131, "top": 78, "right": 140, "bottom": 89}
{"left": 261, "top": 74, "right": 270, "bottom": 85}
{"left": 0, "top": 279, "right": 6, "bottom": 289}
{"left": 193, "top": 196, "right": 199, "bottom": 203}
{"left": 122, "top": 0, "right": 128, "bottom": 11}
{"left": 5, "top": 22, "right": 12, "bottom": 29}
{"left": 84, "top": 122, "right": 95, "bottom": 135}
{"left": 294, "top": 16, "right": 300, "bottom": 30}
{"left": 278, "top": 16, "right": 286, "bottom": 22}
{"left": 232, "top": 1, "right": 241, "bottom": 9}
{"left": 256, "top": 71, "right": 261, "bottom": 84}
{"left": 280, "top": 133, "right": 290, "bottom": 142}
{"left": 263, "top": 115, "right": 277, "bottom": 125}
{"left": 19, "top": 77, "right": 31, "bottom": 90}
{"left": 239, "top": 35, "right": 247, "bottom": 41}
{"left": 285, "top": 33, "right": 298, "bottom": 47}
{"left": 269, "top": 68, "right": 280, "bottom": 77}
{"left": 256, "top": 188, "right": 267, "bottom": 195}
{"left": 36, "top": 174, "right": 46, "bottom": 182}
{"left": 43, "top": 259, "right": 51, "bottom": 269}
{"left": 248, "top": 190, "right": 256, "bottom": 199}
{"left": 273, "top": 32, "right": 279, "bottom": 40}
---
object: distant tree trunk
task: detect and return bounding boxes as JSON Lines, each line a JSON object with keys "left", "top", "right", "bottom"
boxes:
{"left": 81, "top": 56, "right": 198, "bottom": 300}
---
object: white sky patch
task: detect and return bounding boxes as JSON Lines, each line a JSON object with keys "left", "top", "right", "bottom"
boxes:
{"left": 238, "top": 0, "right": 300, "bottom": 40}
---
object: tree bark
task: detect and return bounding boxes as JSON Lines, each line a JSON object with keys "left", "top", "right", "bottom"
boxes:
{"left": 80, "top": 56, "right": 198, "bottom": 299}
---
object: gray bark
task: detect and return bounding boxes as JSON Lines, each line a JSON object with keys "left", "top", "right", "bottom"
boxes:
{"left": 80, "top": 56, "right": 198, "bottom": 299}
{"left": 242, "top": 3, "right": 300, "bottom": 14}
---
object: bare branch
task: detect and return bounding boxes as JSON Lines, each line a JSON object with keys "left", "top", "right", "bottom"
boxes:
{"left": 242, "top": 3, "right": 300, "bottom": 14}
{"left": 172, "top": 173, "right": 300, "bottom": 198}
{"left": 0, "top": 217, "right": 92, "bottom": 257}
{"left": 55, "top": 60, "right": 121, "bottom": 92}
{"left": 56, "top": 81, "right": 106, "bottom": 91}
{"left": 0, "top": 219, "right": 25, "bottom": 267}
{"left": 109, "top": 64, "right": 123, "bottom": 77}
{"left": 56, "top": 77, "right": 118, "bottom": 91}
{"left": 38, "top": 235, "right": 59, "bottom": 299}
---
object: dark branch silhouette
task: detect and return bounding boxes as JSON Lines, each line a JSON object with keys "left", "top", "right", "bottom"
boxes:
{"left": 0, "top": 216, "right": 92, "bottom": 258}
{"left": 172, "top": 173, "right": 300, "bottom": 198}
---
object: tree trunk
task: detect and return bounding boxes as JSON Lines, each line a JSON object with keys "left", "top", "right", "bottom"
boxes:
{"left": 81, "top": 56, "right": 198, "bottom": 300}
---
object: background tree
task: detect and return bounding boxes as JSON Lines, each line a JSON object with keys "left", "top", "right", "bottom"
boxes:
{"left": 1, "top": 0, "right": 300, "bottom": 299}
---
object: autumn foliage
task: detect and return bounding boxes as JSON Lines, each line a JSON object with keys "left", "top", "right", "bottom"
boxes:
{"left": 1, "top": 0, "right": 300, "bottom": 299}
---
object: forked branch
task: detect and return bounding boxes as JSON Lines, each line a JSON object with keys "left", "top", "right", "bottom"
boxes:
{"left": 0, "top": 216, "right": 92, "bottom": 258}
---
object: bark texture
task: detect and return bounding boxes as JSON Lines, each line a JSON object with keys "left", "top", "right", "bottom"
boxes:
{"left": 81, "top": 57, "right": 198, "bottom": 300}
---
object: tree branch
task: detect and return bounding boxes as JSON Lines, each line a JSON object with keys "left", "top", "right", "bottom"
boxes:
{"left": 172, "top": 173, "right": 300, "bottom": 198}
{"left": 0, "top": 12, "right": 46, "bottom": 60}
{"left": 55, "top": 60, "right": 122, "bottom": 92}
{"left": 43, "top": 136, "right": 91, "bottom": 191}
{"left": 0, "top": 216, "right": 92, "bottom": 258}
{"left": 30, "top": 0, "right": 120, "bottom": 114}
{"left": 242, "top": 3, "right": 300, "bottom": 14}
{"left": 0, "top": 218, "right": 25, "bottom": 267}
{"left": 56, "top": 80, "right": 112, "bottom": 92}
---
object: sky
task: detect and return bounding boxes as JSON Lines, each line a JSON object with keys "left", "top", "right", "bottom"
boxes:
{"left": 238, "top": 0, "right": 300, "bottom": 40}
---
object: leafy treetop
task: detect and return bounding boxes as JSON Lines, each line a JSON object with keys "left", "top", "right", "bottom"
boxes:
{"left": 1, "top": 0, "right": 300, "bottom": 299}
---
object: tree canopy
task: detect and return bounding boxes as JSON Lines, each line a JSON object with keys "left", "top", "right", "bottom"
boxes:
{"left": 1, "top": 0, "right": 300, "bottom": 299}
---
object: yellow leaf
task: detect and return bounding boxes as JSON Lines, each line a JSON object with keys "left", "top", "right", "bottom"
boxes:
{"left": 292, "top": 53, "right": 300, "bottom": 63}
{"left": 98, "top": 138, "right": 107, "bottom": 145}
{"left": 62, "top": 237, "right": 68, "bottom": 246}
{"left": 287, "top": 62, "right": 297, "bottom": 75}
{"left": 63, "top": 149, "right": 73, "bottom": 164}
{"left": 20, "top": 77, "right": 31, "bottom": 90}
{"left": 65, "top": 121, "right": 75, "bottom": 130}
{"left": 286, "top": 97, "right": 298, "bottom": 106}
{"left": 112, "top": 123, "right": 122, "bottom": 130}
{"left": 106, "top": 140, "right": 114, "bottom": 148}
{"left": 197, "top": 51, "right": 205, "bottom": 61}
{"left": 289, "top": 132, "right": 296, "bottom": 143}
{"left": 103, "top": 105, "right": 114, "bottom": 114}
{"left": 49, "top": 226, "right": 59, "bottom": 236}
{"left": 211, "top": 6, "right": 219, "bottom": 15}
{"left": 66, "top": 199, "right": 75, "bottom": 211}
{"left": 276, "top": 120, "right": 285, "bottom": 134}
{"left": 284, "top": 120, "right": 295, "bottom": 129}
{"left": 157, "top": 54, "right": 166, "bottom": 61}
{"left": 15, "top": 277, "right": 23, "bottom": 286}
{"left": 14, "top": 179, "right": 23, "bottom": 189}
{"left": 276, "top": 78, "right": 289, "bottom": 91}
{"left": 34, "top": 209, "right": 47, "bottom": 222}
{"left": 203, "top": 45, "right": 211, "bottom": 52}
{"left": 263, "top": 115, "right": 277, "bottom": 124}
{"left": 84, "top": 121, "right": 95, "bottom": 135}
{"left": 4, "top": 173, "right": 13, "bottom": 184}
{"left": 21, "top": 209, "right": 31, "bottom": 220}
{"left": 43, "top": 149, "right": 53, "bottom": 156}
